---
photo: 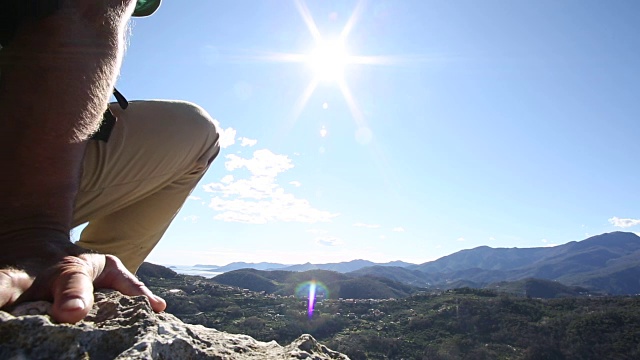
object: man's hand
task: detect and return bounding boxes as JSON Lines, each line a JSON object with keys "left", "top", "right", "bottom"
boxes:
{"left": 0, "top": 234, "right": 166, "bottom": 324}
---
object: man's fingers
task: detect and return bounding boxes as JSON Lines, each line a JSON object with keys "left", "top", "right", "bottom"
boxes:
{"left": 94, "top": 255, "right": 166, "bottom": 312}
{"left": 50, "top": 259, "right": 96, "bottom": 323}
{"left": 1, "top": 253, "right": 165, "bottom": 324}
{"left": 0, "top": 271, "right": 33, "bottom": 309}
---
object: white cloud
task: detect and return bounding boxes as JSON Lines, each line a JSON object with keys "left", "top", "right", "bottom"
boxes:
{"left": 209, "top": 194, "right": 337, "bottom": 224}
{"left": 353, "top": 222, "right": 381, "bottom": 229}
{"left": 608, "top": 217, "right": 640, "bottom": 228}
{"left": 457, "top": 237, "right": 466, "bottom": 242}
{"left": 315, "top": 236, "right": 343, "bottom": 246}
{"left": 213, "top": 210, "right": 266, "bottom": 224}
{"left": 380, "top": 235, "right": 386, "bottom": 240}
{"left": 489, "top": 236, "right": 496, "bottom": 241}
{"left": 203, "top": 149, "right": 338, "bottom": 224}
{"left": 187, "top": 196, "right": 201, "bottom": 201}
{"left": 213, "top": 120, "right": 236, "bottom": 148}
{"left": 183, "top": 215, "right": 199, "bottom": 223}
{"left": 289, "top": 181, "right": 302, "bottom": 187}
{"left": 220, "top": 175, "right": 234, "bottom": 184}
{"left": 392, "top": 227, "right": 405, "bottom": 232}
{"left": 541, "top": 239, "right": 548, "bottom": 243}
{"left": 239, "top": 137, "right": 258, "bottom": 147}
{"left": 224, "top": 150, "right": 293, "bottom": 178}
{"left": 205, "top": 177, "right": 278, "bottom": 200}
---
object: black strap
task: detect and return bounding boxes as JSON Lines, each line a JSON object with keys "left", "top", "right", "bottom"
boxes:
{"left": 91, "top": 88, "right": 129, "bottom": 142}
{"left": 113, "top": 87, "right": 129, "bottom": 110}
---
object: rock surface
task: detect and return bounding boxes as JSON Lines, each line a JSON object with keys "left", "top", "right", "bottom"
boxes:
{"left": 0, "top": 290, "right": 349, "bottom": 360}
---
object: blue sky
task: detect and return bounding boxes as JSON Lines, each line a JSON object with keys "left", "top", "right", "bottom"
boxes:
{"left": 93, "top": 0, "right": 640, "bottom": 266}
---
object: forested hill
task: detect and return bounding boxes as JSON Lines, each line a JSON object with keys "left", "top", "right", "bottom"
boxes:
{"left": 141, "top": 271, "right": 640, "bottom": 360}
{"left": 152, "top": 232, "right": 640, "bottom": 296}
{"left": 354, "top": 232, "right": 640, "bottom": 295}
{"left": 211, "top": 268, "right": 416, "bottom": 299}
{"left": 411, "top": 232, "right": 640, "bottom": 274}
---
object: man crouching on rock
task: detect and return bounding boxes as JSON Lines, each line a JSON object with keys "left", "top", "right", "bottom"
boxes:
{"left": 0, "top": 0, "right": 220, "bottom": 323}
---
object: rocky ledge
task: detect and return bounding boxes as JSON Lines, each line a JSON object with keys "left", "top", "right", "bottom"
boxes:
{"left": 0, "top": 290, "right": 349, "bottom": 359}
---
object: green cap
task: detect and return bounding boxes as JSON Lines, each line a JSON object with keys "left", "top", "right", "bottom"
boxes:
{"left": 133, "top": 0, "right": 161, "bottom": 17}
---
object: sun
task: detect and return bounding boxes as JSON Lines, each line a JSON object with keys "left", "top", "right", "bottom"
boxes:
{"left": 232, "top": 0, "right": 409, "bottom": 126}
{"left": 220, "top": 0, "right": 424, "bottom": 127}
{"left": 308, "top": 39, "right": 349, "bottom": 83}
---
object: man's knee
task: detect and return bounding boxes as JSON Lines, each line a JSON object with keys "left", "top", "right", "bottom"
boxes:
{"left": 168, "top": 100, "right": 221, "bottom": 169}
{"left": 111, "top": 99, "right": 221, "bottom": 173}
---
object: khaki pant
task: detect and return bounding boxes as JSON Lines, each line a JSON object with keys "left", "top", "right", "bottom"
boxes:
{"left": 72, "top": 100, "right": 220, "bottom": 273}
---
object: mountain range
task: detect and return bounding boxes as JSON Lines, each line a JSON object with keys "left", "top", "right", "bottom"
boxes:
{"left": 192, "top": 259, "right": 416, "bottom": 273}
{"left": 188, "top": 232, "right": 640, "bottom": 296}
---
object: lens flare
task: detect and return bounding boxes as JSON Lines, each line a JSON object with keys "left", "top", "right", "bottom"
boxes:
{"left": 295, "top": 280, "right": 329, "bottom": 319}
{"left": 307, "top": 281, "right": 316, "bottom": 318}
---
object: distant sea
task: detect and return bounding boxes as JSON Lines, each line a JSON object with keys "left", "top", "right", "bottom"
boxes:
{"left": 165, "top": 265, "right": 222, "bottom": 278}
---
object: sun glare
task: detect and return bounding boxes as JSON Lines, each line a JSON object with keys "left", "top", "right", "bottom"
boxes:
{"left": 233, "top": 0, "right": 419, "bottom": 131}
{"left": 223, "top": 0, "right": 427, "bottom": 127}
{"left": 308, "top": 40, "right": 349, "bottom": 83}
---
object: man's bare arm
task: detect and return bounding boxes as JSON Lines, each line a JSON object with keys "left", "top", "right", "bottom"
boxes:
{"left": 0, "top": 0, "right": 165, "bottom": 323}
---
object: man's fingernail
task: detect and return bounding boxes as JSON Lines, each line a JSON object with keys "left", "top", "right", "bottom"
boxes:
{"left": 61, "top": 298, "right": 85, "bottom": 311}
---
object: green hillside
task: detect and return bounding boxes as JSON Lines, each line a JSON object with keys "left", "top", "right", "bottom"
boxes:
{"left": 212, "top": 268, "right": 416, "bottom": 299}
{"left": 143, "top": 270, "right": 640, "bottom": 360}
{"left": 486, "top": 278, "right": 597, "bottom": 298}
{"left": 354, "top": 232, "right": 640, "bottom": 295}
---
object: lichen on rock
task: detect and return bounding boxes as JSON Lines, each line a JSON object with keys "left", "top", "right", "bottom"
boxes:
{"left": 0, "top": 290, "right": 349, "bottom": 360}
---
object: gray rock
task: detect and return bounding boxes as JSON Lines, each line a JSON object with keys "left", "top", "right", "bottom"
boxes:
{"left": 0, "top": 290, "right": 349, "bottom": 360}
